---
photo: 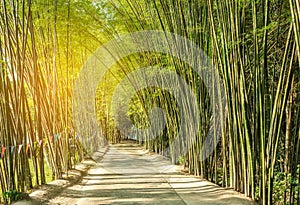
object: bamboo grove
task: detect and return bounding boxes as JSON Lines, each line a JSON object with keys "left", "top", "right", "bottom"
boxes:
{"left": 96, "top": 0, "right": 300, "bottom": 204}
{"left": 0, "top": 0, "right": 102, "bottom": 203}
{"left": 0, "top": 0, "right": 300, "bottom": 205}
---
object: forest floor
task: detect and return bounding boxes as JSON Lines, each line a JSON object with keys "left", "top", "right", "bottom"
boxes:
{"left": 14, "top": 141, "right": 258, "bottom": 205}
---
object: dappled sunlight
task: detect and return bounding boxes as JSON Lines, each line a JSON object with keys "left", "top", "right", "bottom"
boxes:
{"left": 1, "top": 0, "right": 299, "bottom": 204}
{"left": 47, "top": 142, "right": 257, "bottom": 205}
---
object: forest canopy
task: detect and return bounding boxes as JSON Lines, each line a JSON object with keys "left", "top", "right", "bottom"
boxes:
{"left": 0, "top": 0, "right": 299, "bottom": 205}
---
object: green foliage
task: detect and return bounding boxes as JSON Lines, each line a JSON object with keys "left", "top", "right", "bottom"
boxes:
{"left": 273, "top": 172, "right": 287, "bottom": 204}
{"left": 29, "top": 159, "right": 53, "bottom": 185}
{"left": 272, "top": 169, "right": 299, "bottom": 205}
{"left": 1, "top": 0, "right": 300, "bottom": 205}
{"left": 2, "top": 190, "right": 23, "bottom": 203}
{"left": 178, "top": 156, "right": 185, "bottom": 165}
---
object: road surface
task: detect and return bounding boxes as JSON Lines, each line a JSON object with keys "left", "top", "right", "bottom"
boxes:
{"left": 35, "top": 142, "right": 257, "bottom": 205}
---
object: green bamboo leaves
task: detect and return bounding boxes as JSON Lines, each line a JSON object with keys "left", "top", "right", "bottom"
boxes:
{"left": 105, "top": 0, "right": 300, "bottom": 204}
{"left": 0, "top": 0, "right": 299, "bottom": 205}
{"left": 0, "top": 0, "right": 84, "bottom": 203}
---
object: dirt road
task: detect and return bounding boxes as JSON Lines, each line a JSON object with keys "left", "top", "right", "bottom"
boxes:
{"left": 21, "top": 142, "right": 257, "bottom": 205}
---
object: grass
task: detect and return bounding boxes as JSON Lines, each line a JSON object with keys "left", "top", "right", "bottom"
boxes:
{"left": 28, "top": 159, "right": 53, "bottom": 187}
{"left": 0, "top": 159, "right": 53, "bottom": 204}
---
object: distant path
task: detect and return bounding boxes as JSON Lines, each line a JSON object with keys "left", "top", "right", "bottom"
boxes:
{"left": 49, "top": 141, "right": 256, "bottom": 205}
